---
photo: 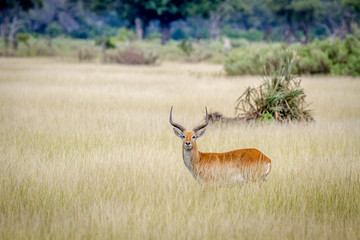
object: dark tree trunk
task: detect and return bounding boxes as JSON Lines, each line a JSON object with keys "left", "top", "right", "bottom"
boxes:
{"left": 12, "top": 37, "right": 18, "bottom": 51}
{"left": 282, "top": 23, "right": 296, "bottom": 43}
{"left": 1, "top": 15, "right": 10, "bottom": 55}
{"left": 282, "top": 13, "right": 297, "bottom": 43}
{"left": 25, "top": 42, "right": 30, "bottom": 56}
{"left": 160, "top": 21, "right": 170, "bottom": 45}
{"left": 264, "top": 24, "right": 273, "bottom": 41}
{"left": 8, "top": 16, "right": 22, "bottom": 52}
{"left": 339, "top": 9, "right": 352, "bottom": 39}
{"left": 209, "top": 12, "right": 221, "bottom": 41}
{"left": 300, "top": 22, "right": 310, "bottom": 44}
{"left": 46, "top": 36, "right": 55, "bottom": 56}
{"left": 135, "top": 17, "right": 143, "bottom": 40}
{"left": 4, "top": 37, "right": 9, "bottom": 56}
{"left": 1, "top": 15, "right": 9, "bottom": 38}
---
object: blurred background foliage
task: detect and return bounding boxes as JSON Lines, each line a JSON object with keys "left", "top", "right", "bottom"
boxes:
{"left": 1, "top": 0, "right": 360, "bottom": 74}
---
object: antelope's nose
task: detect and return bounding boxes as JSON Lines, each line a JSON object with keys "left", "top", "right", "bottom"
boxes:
{"left": 185, "top": 142, "right": 191, "bottom": 146}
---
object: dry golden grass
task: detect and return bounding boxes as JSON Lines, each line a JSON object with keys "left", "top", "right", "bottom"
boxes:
{"left": 0, "top": 58, "right": 360, "bottom": 239}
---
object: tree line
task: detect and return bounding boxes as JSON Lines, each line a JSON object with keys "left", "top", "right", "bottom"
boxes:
{"left": 1, "top": 0, "right": 360, "bottom": 45}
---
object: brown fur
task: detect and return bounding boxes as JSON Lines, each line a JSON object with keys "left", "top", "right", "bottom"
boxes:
{"left": 181, "top": 130, "right": 272, "bottom": 182}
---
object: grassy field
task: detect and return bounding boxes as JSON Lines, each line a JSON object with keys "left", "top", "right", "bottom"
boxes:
{"left": 0, "top": 58, "right": 360, "bottom": 239}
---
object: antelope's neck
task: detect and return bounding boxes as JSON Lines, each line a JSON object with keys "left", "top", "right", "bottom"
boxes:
{"left": 182, "top": 145, "right": 201, "bottom": 178}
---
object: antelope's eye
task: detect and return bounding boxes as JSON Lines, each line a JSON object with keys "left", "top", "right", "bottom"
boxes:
{"left": 191, "top": 135, "right": 196, "bottom": 139}
{"left": 182, "top": 135, "right": 186, "bottom": 139}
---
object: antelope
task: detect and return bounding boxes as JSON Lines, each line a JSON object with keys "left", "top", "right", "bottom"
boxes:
{"left": 170, "top": 106, "right": 271, "bottom": 183}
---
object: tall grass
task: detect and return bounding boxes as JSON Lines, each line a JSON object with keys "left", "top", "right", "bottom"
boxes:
{"left": 0, "top": 58, "right": 359, "bottom": 239}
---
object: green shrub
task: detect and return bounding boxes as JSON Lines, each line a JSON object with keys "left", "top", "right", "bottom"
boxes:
{"left": 105, "top": 45, "right": 158, "bottom": 65}
{"left": 171, "top": 29, "right": 189, "bottom": 40}
{"left": 224, "top": 44, "right": 284, "bottom": 75}
{"left": 224, "top": 48, "right": 261, "bottom": 75}
{"left": 222, "top": 26, "right": 264, "bottom": 42}
{"left": 146, "top": 33, "right": 161, "bottom": 41}
{"left": 78, "top": 47, "right": 97, "bottom": 62}
{"left": 238, "top": 29, "right": 264, "bottom": 42}
{"left": 225, "top": 32, "right": 360, "bottom": 76}
{"left": 297, "top": 47, "right": 332, "bottom": 74}
{"left": 95, "top": 37, "right": 116, "bottom": 49}
{"left": 178, "top": 39, "right": 193, "bottom": 57}
{"left": 45, "top": 22, "right": 63, "bottom": 38}
{"left": 235, "top": 53, "right": 313, "bottom": 122}
{"left": 16, "top": 33, "right": 31, "bottom": 55}
{"left": 16, "top": 33, "right": 30, "bottom": 43}
{"left": 221, "top": 24, "right": 241, "bottom": 38}
{"left": 117, "top": 28, "right": 135, "bottom": 42}
{"left": 343, "top": 34, "right": 360, "bottom": 75}
{"left": 229, "top": 38, "right": 249, "bottom": 48}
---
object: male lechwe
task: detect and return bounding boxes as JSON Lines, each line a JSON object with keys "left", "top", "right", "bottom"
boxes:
{"left": 170, "top": 106, "right": 272, "bottom": 183}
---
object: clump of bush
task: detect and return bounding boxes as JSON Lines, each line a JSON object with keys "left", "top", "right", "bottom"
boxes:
{"left": 224, "top": 31, "right": 360, "bottom": 76}
{"left": 177, "top": 39, "right": 212, "bottom": 62}
{"left": 297, "top": 32, "right": 360, "bottom": 76}
{"left": 105, "top": 45, "right": 158, "bottom": 65}
{"left": 235, "top": 52, "right": 314, "bottom": 122}
{"left": 95, "top": 37, "right": 117, "bottom": 50}
{"left": 222, "top": 25, "right": 264, "bottom": 42}
{"left": 117, "top": 28, "right": 135, "bottom": 42}
{"left": 178, "top": 39, "right": 193, "bottom": 57}
{"left": 78, "top": 47, "right": 97, "bottom": 62}
{"left": 224, "top": 43, "right": 284, "bottom": 75}
{"left": 229, "top": 38, "right": 249, "bottom": 48}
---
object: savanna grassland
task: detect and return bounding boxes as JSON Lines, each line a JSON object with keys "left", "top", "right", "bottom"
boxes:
{"left": 0, "top": 58, "right": 360, "bottom": 239}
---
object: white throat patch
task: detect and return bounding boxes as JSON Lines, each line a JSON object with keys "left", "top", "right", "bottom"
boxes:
{"left": 183, "top": 149, "right": 193, "bottom": 174}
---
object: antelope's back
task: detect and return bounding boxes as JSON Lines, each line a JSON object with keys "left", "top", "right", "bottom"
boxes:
{"left": 198, "top": 148, "right": 271, "bottom": 181}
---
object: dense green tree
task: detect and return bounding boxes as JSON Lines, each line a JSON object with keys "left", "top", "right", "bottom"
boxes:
{"left": 0, "top": 0, "right": 42, "bottom": 53}
{"left": 0, "top": 0, "right": 42, "bottom": 37}
{"left": 118, "top": 0, "right": 202, "bottom": 44}
{"left": 290, "top": 0, "right": 321, "bottom": 43}
{"left": 194, "top": 0, "right": 250, "bottom": 40}
{"left": 315, "top": 0, "right": 359, "bottom": 39}
{"left": 230, "top": 0, "right": 274, "bottom": 40}
{"left": 342, "top": 0, "right": 360, "bottom": 34}
{"left": 2, "top": 0, "right": 359, "bottom": 43}
{"left": 76, "top": 0, "right": 201, "bottom": 44}
{"left": 263, "top": 0, "right": 321, "bottom": 43}
{"left": 343, "top": 0, "right": 360, "bottom": 13}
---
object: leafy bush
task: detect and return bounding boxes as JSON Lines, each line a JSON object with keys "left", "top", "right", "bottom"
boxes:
{"left": 224, "top": 44, "right": 285, "bottom": 75}
{"left": 16, "top": 33, "right": 30, "bottom": 43}
{"left": 229, "top": 38, "right": 249, "bottom": 48}
{"left": 117, "top": 28, "right": 135, "bottom": 42}
{"left": 178, "top": 39, "right": 193, "bottom": 57}
{"left": 95, "top": 37, "right": 117, "bottom": 49}
{"left": 177, "top": 40, "right": 213, "bottom": 62}
{"left": 238, "top": 29, "right": 264, "bottom": 42}
{"left": 221, "top": 25, "right": 241, "bottom": 38}
{"left": 222, "top": 25, "right": 264, "bottom": 42}
{"left": 105, "top": 45, "right": 158, "bottom": 65}
{"left": 235, "top": 53, "right": 313, "bottom": 122}
{"left": 16, "top": 33, "right": 31, "bottom": 55}
{"left": 146, "top": 33, "right": 161, "bottom": 41}
{"left": 78, "top": 47, "right": 97, "bottom": 62}
{"left": 171, "top": 29, "right": 189, "bottom": 40}
{"left": 225, "top": 31, "right": 360, "bottom": 76}
{"left": 71, "top": 30, "right": 90, "bottom": 39}
{"left": 296, "top": 33, "right": 360, "bottom": 76}
{"left": 45, "top": 22, "right": 63, "bottom": 38}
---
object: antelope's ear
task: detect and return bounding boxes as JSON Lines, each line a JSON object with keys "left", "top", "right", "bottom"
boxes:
{"left": 195, "top": 128, "right": 206, "bottom": 138}
{"left": 173, "top": 128, "right": 185, "bottom": 138}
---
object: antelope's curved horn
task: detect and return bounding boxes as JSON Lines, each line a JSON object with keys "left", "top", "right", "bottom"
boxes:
{"left": 193, "top": 107, "right": 208, "bottom": 133}
{"left": 169, "top": 106, "right": 186, "bottom": 132}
